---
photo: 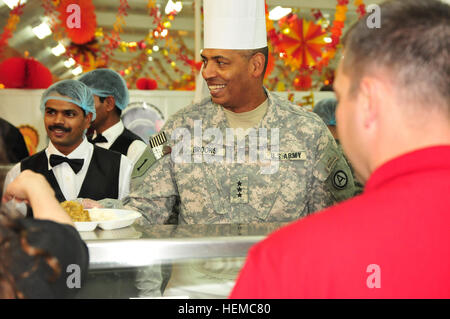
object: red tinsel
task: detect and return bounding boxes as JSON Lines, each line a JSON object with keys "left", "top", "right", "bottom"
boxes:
{"left": 136, "top": 77, "right": 158, "bottom": 90}
{"left": 0, "top": 57, "right": 52, "bottom": 89}
{"left": 58, "top": 0, "right": 97, "bottom": 44}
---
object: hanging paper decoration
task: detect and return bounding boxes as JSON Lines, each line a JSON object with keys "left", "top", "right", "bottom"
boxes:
{"left": 136, "top": 77, "right": 158, "bottom": 90}
{"left": 0, "top": 2, "right": 27, "bottom": 55}
{"left": 57, "top": 0, "right": 97, "bottom": 45}
{"left": 0, "top": 57, "right": 52, "bottom": 89}
{"left": 275, "top": 15, "right": 327, "bottom": 71}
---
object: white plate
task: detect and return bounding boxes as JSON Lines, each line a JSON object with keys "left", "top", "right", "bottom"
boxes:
{"left": 74, "top": 221, "right": 98, "bottom": 232}
{"left": 74, "top": 209, "right": 141, "bottom": 232}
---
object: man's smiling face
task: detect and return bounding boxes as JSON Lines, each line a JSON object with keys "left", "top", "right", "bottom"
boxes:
{"left": 201, "top": 48, "right": 253, "bottom": 110}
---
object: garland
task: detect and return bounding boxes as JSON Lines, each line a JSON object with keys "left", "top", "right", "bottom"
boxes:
{"left": 0, "top": 1, "right": 27, "bottom": 55}
{"left": 41, "top": 0, "right": 64, "bottom": 42}
{"left": 317, "top": 0, "right": 366, "bottom": 71}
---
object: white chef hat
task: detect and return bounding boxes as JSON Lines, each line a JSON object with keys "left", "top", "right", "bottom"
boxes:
{"left": 203, "top": 0, "right": 267, "bottom": 50}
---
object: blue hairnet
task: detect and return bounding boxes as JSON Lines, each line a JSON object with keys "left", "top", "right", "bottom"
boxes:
{"left": 313, "top": 97, "right": 337, "bottom": 126}
{"left": 78, "top": 69, "right": 130, "bottom": 110}
{"left": 40, "top": 80, "right": 96, "bottom": 121}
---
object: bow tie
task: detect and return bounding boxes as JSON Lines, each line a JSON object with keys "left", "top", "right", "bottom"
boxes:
{"left": 49, "top": 154, "right": 84, "bottom": 174}
{"left": 90, "top": 134, "right": 108, "bottom": 144}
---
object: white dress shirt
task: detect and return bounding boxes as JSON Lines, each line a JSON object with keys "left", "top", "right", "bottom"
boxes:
{"left": 91, "top": 120, "right": 147, "bottom": 165}
{"left": 4, "top": 137, "right": 133, "bottom": 205}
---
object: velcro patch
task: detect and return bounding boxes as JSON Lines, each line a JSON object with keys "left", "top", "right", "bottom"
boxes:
{"left": 132, "top": 147, "right": 156, "bottom": 179}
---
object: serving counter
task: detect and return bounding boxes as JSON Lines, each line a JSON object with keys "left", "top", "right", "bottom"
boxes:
{"left": 77, "top": 221, "right": 289, "bottom": 299}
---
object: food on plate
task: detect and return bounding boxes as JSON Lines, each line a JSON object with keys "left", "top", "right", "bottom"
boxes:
{"left": 61, "top": 200, "right": 91, "bottom": 222}
{"left": 89, "top": 208, "right": 117, "bottom": 221}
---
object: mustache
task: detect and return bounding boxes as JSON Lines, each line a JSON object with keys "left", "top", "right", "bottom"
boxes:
{"left": 48, "top": 125, "right": 71, "bottom": 133}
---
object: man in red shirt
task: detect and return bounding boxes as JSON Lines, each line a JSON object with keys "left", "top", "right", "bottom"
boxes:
{"left": 230, "top": 0, "right": 450, "bottom": 299}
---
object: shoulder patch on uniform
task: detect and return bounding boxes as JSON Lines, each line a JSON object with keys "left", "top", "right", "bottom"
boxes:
{"left": 332, "top": 170, "right": 348, "bottom": 190}
{"left": 132, "top": 132, "right": 171, "bottom": 179}
{"left": 132, "top": 147, "right": 157, "bottom": 179}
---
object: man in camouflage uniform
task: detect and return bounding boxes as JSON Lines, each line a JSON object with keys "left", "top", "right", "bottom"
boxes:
{"left": 98, "top": 2, "right": 355, "bottom": 225}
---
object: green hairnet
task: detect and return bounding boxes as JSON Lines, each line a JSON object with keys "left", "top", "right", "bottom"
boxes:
{"left": 78, "top": 69, "right": 129, "bottom": 110}
{"left": 313, "top": 97, "right": 337, "bottom": 126}
{"left": 40, "top": 79, "right": 96, "bottom": 121}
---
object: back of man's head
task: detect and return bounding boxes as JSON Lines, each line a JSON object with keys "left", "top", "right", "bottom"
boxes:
{"left": 78, "top": 69, "right": 129, "bottom": 112}
{"left": 342, "top": 0, "right": 450, "bottom": 116}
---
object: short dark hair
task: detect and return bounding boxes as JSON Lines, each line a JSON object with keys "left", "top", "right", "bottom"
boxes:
{"left": 99, "top": 96, "right": 122, "bottom": 117}
{"left": 342, "top": 0, "right": 450, "bottom": 114}
{"left": 241, "top": 46, "right": 269, "bottom": 79}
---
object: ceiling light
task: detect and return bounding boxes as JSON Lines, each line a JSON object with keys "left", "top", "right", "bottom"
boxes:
{"left": 148, "top": 56, "right": 153, "bottom": 62}
{"left": 51, "top": 43, "right": 66, "bottom": 56}
{"left": 153, "top": 45, "right": 159, "bottom": 52}
{"left": 269, "top": 6, "right": 292, "bottom": 21}
{"left": 64, "top": 58, "right": 76, "bottom": 68}
{"left": 72, "top": 66, "right": 83, "bottom": 76}
{"left": 3, "top": 0, "right": 27, "bottom": 9}
{"left": 32, "top": 22, "right": 52, "bottom": 40}
{"left": 165, "top": 0, "right": 183, "bottom": 15}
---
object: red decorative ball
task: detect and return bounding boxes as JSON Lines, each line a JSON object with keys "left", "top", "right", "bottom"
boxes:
{"left": 136, "top": 77, "right": 149, "bottom": 90}
{"left": 147, "top": 78, "right": 158, "bottom": 90}
{"left": 0, "top": 57, "right": 53, "bottom": 89}
{"left": 136, "top": 77, "right": 158, "bottom": 90}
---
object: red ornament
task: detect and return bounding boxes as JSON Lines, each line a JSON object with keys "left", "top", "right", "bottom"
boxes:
{"left": 58, "top": 0, "right": 97, "bottom": 44}
{"left": 136, "top": 77, "right": 158, "bottom": 90}
{"left": 0, "top": 57, "right": 52, "bottom": 89}
{"left": 294, "top": 74, "right": 312, "bottom": 91}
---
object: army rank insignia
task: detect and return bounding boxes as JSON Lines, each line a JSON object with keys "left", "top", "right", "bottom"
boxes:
{"left": 230, "top": 176, "right": 249, "bottom": 204}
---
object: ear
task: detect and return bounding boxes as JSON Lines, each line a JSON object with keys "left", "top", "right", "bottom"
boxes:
{"left": 249, "top": 53, "right": 265, "bottom": 78}
{"left": 104, "top": 96, "right": 116, "bottom": 112}
{"left": 358, "top": 77, "right": 379, "bottom": 130}
{"left": 84, "top": 112, "right": 93, "bottom": 129}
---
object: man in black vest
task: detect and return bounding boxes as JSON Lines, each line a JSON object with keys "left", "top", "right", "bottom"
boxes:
{"left": 3, "top": 80, "right": 133, "bottom": 208}
{"left": 78, "top": 69, "right": 147, "bottom": 164}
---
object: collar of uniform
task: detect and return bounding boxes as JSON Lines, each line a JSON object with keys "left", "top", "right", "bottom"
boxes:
{"left": 46, "top": 137, "right": 93, "bottom": 171}
{"left": 211, "top": 86, "right": 273, "bottom": 131}
{"left": 260, "top": 88, "right": 282, "bottom": 130}
{"left": 94, "top": 120, "right": 125, "bottom": 146}
{"left": 365, "top": 145, "right": 450, "bottom": 193}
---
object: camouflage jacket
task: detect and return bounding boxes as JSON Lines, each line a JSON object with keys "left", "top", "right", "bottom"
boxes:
{"left": 101, "top": 89, "right": 356, "bottom": 224}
